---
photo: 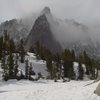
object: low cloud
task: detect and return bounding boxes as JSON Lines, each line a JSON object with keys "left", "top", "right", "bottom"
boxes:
{"left": 0, "top": 0, "right": 100, "bottom": 42}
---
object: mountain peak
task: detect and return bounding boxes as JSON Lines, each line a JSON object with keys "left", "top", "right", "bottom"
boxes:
{"left": 41, "top": 7, "right": 51, "bottom": 15}
{"left": 25, "top": 7, "right": 62, "bottom": 53}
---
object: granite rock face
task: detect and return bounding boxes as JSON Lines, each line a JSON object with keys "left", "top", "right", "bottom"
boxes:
{"left": 25, "top": 7, "right": 62, "bottom": 53}
{"left": 0, "top": 19, "right": 29, "bottom": 41}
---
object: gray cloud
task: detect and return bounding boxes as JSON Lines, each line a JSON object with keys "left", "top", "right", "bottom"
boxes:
{"left": 0, "top": 0, "right": 100, "bottom": 23}
{"left": 0, "top": 0, "right": 100, "bottom": 42}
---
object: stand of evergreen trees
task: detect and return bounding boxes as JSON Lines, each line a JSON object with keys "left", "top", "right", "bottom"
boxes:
{"left": 0, "top": 30, "right": 27, "bottom": 81}
{"left": 0, "top": 30, "right": 100, "bottom": 82}
{"left": 32, "top": 41, "right": 100, "bottom": 81}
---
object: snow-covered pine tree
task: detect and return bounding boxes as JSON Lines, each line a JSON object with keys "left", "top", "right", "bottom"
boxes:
{"left": 52, "top": 61, "right": 58, "bottom": 82}
{"left": 29, "top": 63, "right": 35, "bottom": 80}
{"left": 14, "top": 54, "right": 19, "bottom": 79}
{"left": 78, "top": 62, "right": 84, "bottom": 80}
{"left": 1, "top": 51, "right": 8, "bottom": 81}
{"left": 7, "top": 52, "right": 14, "bottom": 79}
{"left": 25, "top": 59, "right": 29, "bottom": 79}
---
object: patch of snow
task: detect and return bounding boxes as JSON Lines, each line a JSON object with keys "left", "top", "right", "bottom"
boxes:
{"left": 73, "top": 62, "right": 79, "bottom": 79}
{"left": 82, "top": 64, "right": 86, "bottom": 73}
{"left": 19, "top": 53, "right": 48, "bottom": 78}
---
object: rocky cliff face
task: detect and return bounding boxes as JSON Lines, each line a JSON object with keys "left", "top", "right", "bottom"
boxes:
{"left": 0, "top": 19, "right": 29, "bottom": 42}
{"left": 25, "top": 7, "right": 100, "bottom": 57}
{"left": 25, "top": 7, "right": 62, "bottom": 53}
{"left": 0, "top": 7, "right": 100, "bottom": 58}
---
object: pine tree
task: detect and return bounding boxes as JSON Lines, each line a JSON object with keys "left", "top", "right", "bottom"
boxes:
{"left": 4, "top": 30, "right": 9, "bottom": 41}
{"left": 1, "top": 32, "right": 17, "bottom": 80}
{"left": 46, "top": 49, "right": 53, "bottom": 79}
{"left": 62, "top": 49, "right": 68, "bottom": 78}
{"left": 19, "top": 39, "right": 25, "bottom": 63}
{"left": 0, "top": 36, "right": 3, "bottom": 60}
{"left": 14, "top": 54, "right": 19, "bottom": 79}
{"left": 71, "top": 49, "right": 76, "bottom": 61}
{"left": 3, "top": 30, "right": 10, "bottom": 52}
{"left": 25, "top": 59, "right": 29, "bottom": 79}
{"left": 83, "top": 51, "right": 92, "bottom": 75}
{"left": 7, "top": 52, "right": 14, "bottom": 79}
{"left": 52, "top": 61, "right": 58, "bottom": 82}
{"left": 1, "top": 31, "right": 9, "bottom": 80}
{"left": 53, "top": 53, "right": 61, "bottom": 79}
{"left": 29, "top": 63, "right": 35, "bottom": 80}
{"left": 62, "top": 49, "right": 75, "bottom": 80}
{"left": 1, "top": 51, "right": 8, "bottom": 81}
{"left": 91, "top": 60, "right": 99, "bottom": 79}
{"left": 9, "top": 38, "right": 16, "bottom": 53}
{"left": 78, "top": 62, "right": 84, "bottom": 80}
{"left": 29, "top": 45, "right": 35, "bottom": 53}
{"left": 78, "top": 53, "right": 84, "bottom": 64}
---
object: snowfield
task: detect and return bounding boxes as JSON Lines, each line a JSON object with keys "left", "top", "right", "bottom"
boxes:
{"left": 0, "top": 79, "right": 99, "bottom": 100}
{"left": 0, "top": 52, "right": 100, "bottom": 100}
{"left": 18, "top": 52, "right": 48, "bottom": 78}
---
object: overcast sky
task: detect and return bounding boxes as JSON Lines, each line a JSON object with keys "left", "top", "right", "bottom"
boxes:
{"left": 0, "top": 0, "right": 100, "bottom": 24}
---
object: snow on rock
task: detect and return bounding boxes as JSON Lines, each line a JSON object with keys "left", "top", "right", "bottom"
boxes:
{"left": 73, "top": 62, "right": 89, "bottom": 80}
{"left": 0, "top": 80, "right": 99, "bottom": 100}
{"left": 73, "top": 62, "right": 79, "bottom": 79}
{"left": 82, "top": 64, "right": 86, "bottom": 73}
{"left": 94, "top": 83, "right": 100, "bottom": 96}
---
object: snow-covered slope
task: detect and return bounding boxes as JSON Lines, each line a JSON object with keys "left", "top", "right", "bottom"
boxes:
{"left": 0, "top": 52, "right": 48, "bottom": 80}
{"left": 0, "top": 80, "right": 99, "bottom": 100}
{"left": 20, "top": 52, "right": 48, "bottom": 78}
{"left": 0, "top": 53, "right": 100, "bottom": 100}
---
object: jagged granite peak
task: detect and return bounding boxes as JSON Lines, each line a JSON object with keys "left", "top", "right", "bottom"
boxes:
{"left": 41, "top": 7, "right": 51, "bottom": 15}
{"left": 0, "top": 7, "right": 100, "bottom": 58}
{"left": 25, "top": 7, "right": 100, "bottom": 57}
{"left": 25, "top": 13, "right": 62, "bottom": 53}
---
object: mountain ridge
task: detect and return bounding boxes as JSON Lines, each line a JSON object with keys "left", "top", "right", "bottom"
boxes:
{"left": 0, "top": 7, "right": 100, "bottom": 58}
{"left": 25, "top": 12, "right": 63, "bottom": 53}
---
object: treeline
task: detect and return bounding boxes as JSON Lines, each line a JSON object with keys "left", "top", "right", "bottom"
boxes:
{"left": 0, "top": 30, "right": 36, "bottom": 81}
{"left": 0, "top": 30, "right": 100, "bottom": 82}
{"left": 31, "top": 41, "right": 100, "bottom": 81}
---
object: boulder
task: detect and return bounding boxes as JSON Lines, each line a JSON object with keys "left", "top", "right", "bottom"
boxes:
{"left": 94, "top": 83, "right": 100, "bottom": 96}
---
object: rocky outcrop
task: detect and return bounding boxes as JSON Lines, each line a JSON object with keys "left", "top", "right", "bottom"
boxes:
{"left": 94, "top": 83, "right": 100, "bottom": 96}
{"left": 0, "top": 19, "right": 29, "bottom": 41}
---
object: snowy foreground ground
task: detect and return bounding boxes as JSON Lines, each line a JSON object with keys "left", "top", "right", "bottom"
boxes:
{"left": 0, "top": 52, "right": 100, "bottom": 100}
{"left": 0, "top": 79, "right": 100, "bottom": 100}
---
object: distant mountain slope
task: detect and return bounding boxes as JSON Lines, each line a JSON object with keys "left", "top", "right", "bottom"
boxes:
{"left": 0, "top": 7, "right": 100, "bottom": 58}
{"left": 0, "top": 19, "right": 29, "bottom": 41}
{"left": 25, "top": 7, "right": 100, "bottom": 58}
